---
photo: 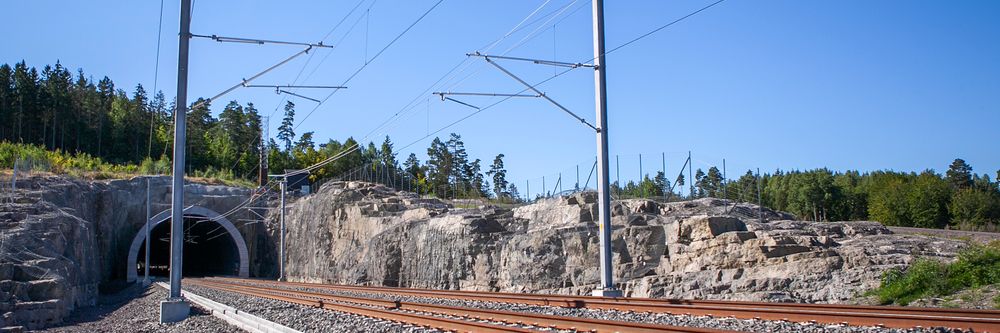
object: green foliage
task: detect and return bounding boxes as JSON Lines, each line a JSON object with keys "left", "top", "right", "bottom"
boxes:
{"left": 875, "top": 241, "right": 1000, "bottom": 305}
{"left": 613, "top": 174, "right": 667, "bottom": 198}
{"left": 1, "top": 141, "right": 138, "bottom": 177}
{"left": 695, "top": 167, "right": 724, "bottom": 198}
{"left": 138, "top": 155, "right": 171, "bottom": 175}
{"left": 950, "top": 189, "right": 1000, "bottom": 229}
{"left": 487, "top": 154, "right": 509, "bottom": 198}
{"left": 947, "top": 158, "right": 974, "bottom": 189}
{"left": 277, "top": 101, "right": 295, "bottom": 151}
{"left": 423, "top": 134, "right": 489, "bottom": 199}
{"left": 906, "top": 171, "right": 952, "bottom": 228}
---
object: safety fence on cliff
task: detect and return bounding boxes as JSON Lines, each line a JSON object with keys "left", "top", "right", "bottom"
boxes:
{"left": 313, "top": 155, "right": 780, "bottom": 222}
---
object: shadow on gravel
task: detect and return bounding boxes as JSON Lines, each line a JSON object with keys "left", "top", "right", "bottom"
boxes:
{"left": 40, "top": 282, "right": 212, "bottom": 331}
{"left": 44, "top": 283, "right": 151, "bottom": 329}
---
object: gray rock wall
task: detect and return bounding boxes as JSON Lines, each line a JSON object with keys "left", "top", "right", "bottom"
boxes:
{"left": 0, "top": 175, "right": 255, "bottom": 329}
{"left": 280, "top": 181, "right": 967, "bottom": 304}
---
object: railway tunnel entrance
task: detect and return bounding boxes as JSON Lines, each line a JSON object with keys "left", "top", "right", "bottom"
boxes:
{"left": 126, "top": 206, "right": 249, "bottom": 282}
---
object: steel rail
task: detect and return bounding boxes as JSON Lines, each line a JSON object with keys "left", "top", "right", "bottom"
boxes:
{"left": 214, "top": 277, "right": 1000, "bottom": 318}
{"left": 191, "top": 279, "right": 735, "bottom": 333}
{"left": 187, "top": 280, "right": 532, "bottom": 333}
{"left": 211, "top": 278, "right": 1000, "bottom": 332}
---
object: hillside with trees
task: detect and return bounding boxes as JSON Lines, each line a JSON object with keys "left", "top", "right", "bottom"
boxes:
{"left": 0, "top": 61, "right": 511, "bottom": 196}
{"left": 621, "top": 159, "right": 1000, "bottom": 231}
{"left": 2, "top": 61, "right": 998, "bottom": 231}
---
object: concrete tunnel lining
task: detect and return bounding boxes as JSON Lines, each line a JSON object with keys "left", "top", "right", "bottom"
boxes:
{"left": 126, "top": 205, "right": 250, "bottom": 282}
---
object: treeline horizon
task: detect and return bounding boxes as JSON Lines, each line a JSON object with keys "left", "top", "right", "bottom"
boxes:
{"left": 2, "top": 61, "right": 998, "bottom": 231}
{"left": 0, "top": 61, "right": 515, "bottom": 196}
{"left": 621, "top": 159, "right": 1000, "bottom": 231}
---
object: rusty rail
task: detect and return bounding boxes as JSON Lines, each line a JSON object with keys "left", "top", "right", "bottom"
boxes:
{"left": 189, "top": 279, "right": 734, "bottom": 333}
{"left": 210, "top": 277, "right": 1000, "bottom": 332}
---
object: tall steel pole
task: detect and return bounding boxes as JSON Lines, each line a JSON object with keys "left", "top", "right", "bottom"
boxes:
{"left": 169, "top": 0, "right": 192, "bottom": 298}
{"left": 592, "top": 0, "right": 620, "bottom": 297}
{"left": 279, "top": 179, "right": 286, "bottom": 281}
{"left": 144, "top": 178, "right": 151, "bottom": 285}
{"left": 161, "top": 0, "right": 191, "bottom": 323}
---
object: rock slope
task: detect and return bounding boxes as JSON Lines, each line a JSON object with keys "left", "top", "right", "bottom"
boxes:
{"left": 279, "top": 181, "right": 967, "bottom": 303}
{"left": 0, "top": 175, "right": 251, "bottom": 330}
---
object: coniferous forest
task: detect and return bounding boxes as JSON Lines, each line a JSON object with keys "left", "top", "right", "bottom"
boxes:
{"left": 1, "top": 61, "right": 998, "bottom": 231}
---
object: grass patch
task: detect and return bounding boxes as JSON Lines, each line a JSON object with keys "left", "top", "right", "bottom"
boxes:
{"left": 1, "top": 142, "right": 253, "bottom": 187}
{"left": 874, "top": 241, "right": 1000, "bottom": 305}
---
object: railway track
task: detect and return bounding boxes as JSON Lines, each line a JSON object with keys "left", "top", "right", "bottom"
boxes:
{"left": 187, "top": 278, "right": 734, "bottom": 333}
{"left": 207, "top": 277, "right": 1000, "bottom": 332}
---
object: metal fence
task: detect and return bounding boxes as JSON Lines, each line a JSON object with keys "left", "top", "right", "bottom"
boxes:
{"left": 307, "top": 153, "right": 778, "bottom": 222}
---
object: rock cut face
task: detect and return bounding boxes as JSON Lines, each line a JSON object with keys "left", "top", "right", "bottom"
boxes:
{"left": 0, "top": 175, "right": 254, "bottom": 330}
{"left": 278, "top": 182, "right": 967, "bottom": 303}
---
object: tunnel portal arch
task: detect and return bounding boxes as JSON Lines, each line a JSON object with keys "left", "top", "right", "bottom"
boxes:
{"left": 126, "top": 205, "right": 250, "bottom": 282}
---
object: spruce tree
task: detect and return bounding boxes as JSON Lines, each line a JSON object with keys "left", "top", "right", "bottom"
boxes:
{"left": 380, "top": 136, "right": 397, "bottom": 169}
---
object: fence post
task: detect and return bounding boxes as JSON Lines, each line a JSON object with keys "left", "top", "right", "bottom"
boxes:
{"left": 722, "top": 159, "right": 727, "bottom": 200}
{"left": 756, "top": 167, "right": 763, "bottom": 223}
{"left": 661, "top": 152, "right": 666, "bottom": 199}
{"left": 639, "top": 153, "right": 644, "bottom": 198}
{"left": 688, "top": 151, "right": 693, "bottom": 198}
{"left": 615, "top": 155, "right": 620, "bottom": 197}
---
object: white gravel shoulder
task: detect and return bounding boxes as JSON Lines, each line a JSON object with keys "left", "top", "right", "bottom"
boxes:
{"left": 184, "top": 285, "right": 439, "bottom": 333}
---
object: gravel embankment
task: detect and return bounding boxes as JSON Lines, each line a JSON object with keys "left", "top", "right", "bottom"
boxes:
{"left": 184, "top": 284, "right": 440, "bottom": 333}
{"left": 33, "top": 283, "right": 241, "bottom": 333}
{"left": 225, "top": 280, "right": 972, "bottom": 333}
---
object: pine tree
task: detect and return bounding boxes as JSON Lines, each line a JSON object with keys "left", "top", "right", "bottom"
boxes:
{"left": 185, "top": 98, "right": 214, "bottom": 170}
{"left": 946, "top": 158, "right": 973, "bottom": 189}
{"left": 277, "top": 101, "right": 296, "bottom": 151}
{"left": 0, "top": 64, "right": 14, "bottom": 142}
{"left": 470, "top": 158, "right": 488, "bottom": 197}
{"left": 402, "top": 152, "right": 425, "bottom": 193}
{"left": 653, "top": 171, "right": 670, "bottom": 198}
{"left": 507, "top": 183, "right": 521, "bottom": 201}
{"left": 700, "top": 167, "right": 724, "bottom": 198}
{"left": 446, "top": 133, "right": 470, "bottom": 186}
{"left": 426, "top": 137, "right": 452, "bottom": 198}
{"left": 292, "top": 132, "right": 316, "bottom": 165}
{"left": 693, "top": 169, "right": 706, "bottom": 197}
{"left": 95, "top": 76, "right": 114, "bottom": 157}
{"left": 404, "top": 153, "right": 421, "bottom": 177}
{"left": 487, "top": 153, "right": 508, "bottom": 198}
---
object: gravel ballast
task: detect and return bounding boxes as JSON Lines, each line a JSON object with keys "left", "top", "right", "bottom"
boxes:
{"left": 221, "top": 279, "right": 973, "bottom": 333}
{"left": 184, "top": 284, "right": 439, "bottom": 333}
{"left": 33, "top": 283, "right": 242, "bottom": 333}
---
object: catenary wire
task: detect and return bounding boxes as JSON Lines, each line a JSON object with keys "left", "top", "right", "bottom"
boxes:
{"left": 292, "top": 0, "right": 445, "bottom": 131}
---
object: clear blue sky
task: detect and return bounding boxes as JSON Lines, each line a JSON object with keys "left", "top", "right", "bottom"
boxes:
{"left": 5, "top": 0, "right": 999, "bottom": 192}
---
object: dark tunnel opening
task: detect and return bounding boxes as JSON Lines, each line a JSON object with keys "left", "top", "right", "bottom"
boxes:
{"left": 136, "top": 216, "right": 240, "bottom": 278}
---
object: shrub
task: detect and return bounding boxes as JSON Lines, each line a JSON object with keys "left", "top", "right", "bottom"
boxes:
{"left": 875, "top": 241, "right": 1000, "bottom": 305}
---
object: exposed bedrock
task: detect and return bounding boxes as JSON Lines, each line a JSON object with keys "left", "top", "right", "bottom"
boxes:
{"left": 0, "top": 175, "right": 254, "bottom": 329}
{"left": 279, "top": 181, "right": 967, "bottom": 303}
